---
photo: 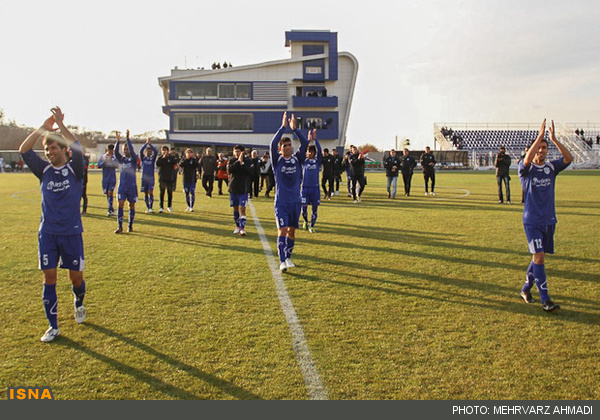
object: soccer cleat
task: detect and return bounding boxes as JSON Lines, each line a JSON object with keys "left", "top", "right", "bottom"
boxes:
{"left": 354, "top": 199, "right": 358, "bottom": 204}
{"left": 388, "top": 192, "right": 391, "bottom": 198}
{"left": 357, "top": 196, "right": 362, "bottom": 202}
{"left": 302, "top": 221, "right": 308, "bottom": 230}
{"left": 40, "top": 326, "right": 60, "bottom": 343}
{"left": 542, "top": 300, "right": 560, "bottom": 312}
{"left": 74, "top": 304, "right": 86, "bottom": 324}
{"left": 127, "top": 226, "right": 133, "bottom": 233}
{"left": 167, "top": 207, "right": 173, "bottom": 212}
{"left": 233, "top": 227, "right": 240, "bottom": 234}
{"left": 425, "top": 192, "right": 429, "bottom": 196}
{"left": 279, "top": 262, "right": 288, "bottom": 272}
{"left": 507, "top": 201, "right": 511, "bottom": 205}
{"left": 158, "top": 208, "right": 164, "bottom": 213}
{"left": 347, "top": 193, "right": 353, "bottom": 197}
{"left": 498, "top": 200, "right": 503, "bottom": 204}
{"left": 189, "top": 207, "right": 194, "bottom": 212}
{"left": 239, "top": 229, "right": 247, "bottom": 236}
{"left": 114, "top": 227, "right": 123, "bottom": 234}
{"left": 431, "top": 192, "right": 436, "bottom": 196}
{"left": 520, "top": 291, "right": 535, "bottom": 304}
{"left": 308, "top": 227, "right": 315, "bottom": 233}
{"left": 148, "top": 208, "right": 154, "bottom": 213}
{"left": 185, "top": 207, "right": 190, "bottom": 212}
{"left": 285, "top": 258, "right": 295, "bottom": 268}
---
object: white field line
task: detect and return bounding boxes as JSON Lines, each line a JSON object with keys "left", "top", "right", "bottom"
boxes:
{"left": 427, "top": 185, "right": 471, "bottom": 200}
{"left": 248, "top": 201, "right": 328, "bottom": 400}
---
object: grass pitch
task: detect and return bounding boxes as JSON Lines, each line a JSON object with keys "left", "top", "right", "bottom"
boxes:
{"left": 0, "top": 169, "right": 598, "bottom": 400}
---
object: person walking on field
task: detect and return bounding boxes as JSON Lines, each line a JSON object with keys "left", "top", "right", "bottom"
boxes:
{"left": 19, "top": 107, "right": 87, "bottom": 342}
{"left": 519, "top": 119, "right": 572, "bottom": 312}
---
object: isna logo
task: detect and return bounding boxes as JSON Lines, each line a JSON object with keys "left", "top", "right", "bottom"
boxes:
{"left": 7, "top": 387, "right": 54, "bottom": 400}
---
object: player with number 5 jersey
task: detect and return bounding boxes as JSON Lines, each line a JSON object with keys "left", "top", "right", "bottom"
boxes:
{"left": 19, "top": 107, "right": 87, "bottom": 342}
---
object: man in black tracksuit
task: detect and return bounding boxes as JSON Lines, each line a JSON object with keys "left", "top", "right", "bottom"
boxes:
{"left": 332, "top": 149, "right": 343, "bottom": 196}
{"left": 348, "top": 145, "right": 366, "bottom": 202}
{"left": 420, "top": 146, "right": 437, "bottom": 196}
{"left": 321, "top": 148, "right": 335, "bottom": 200}
{"left": 400, "top": 148, "right": 417, "bottom": 196}
{"left": 228, "top": 145, "right": 252, "bottom": 236}
{"left": 156, "top": 146, "right": 179, "bottom": 212}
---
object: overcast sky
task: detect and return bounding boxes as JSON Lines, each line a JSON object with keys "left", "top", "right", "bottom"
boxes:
{"left": 2, "top": 0, "right": 599, "bottom": 150}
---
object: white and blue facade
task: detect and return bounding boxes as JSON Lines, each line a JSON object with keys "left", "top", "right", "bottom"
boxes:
{"left": 158, "top": 30, "right": 358, "bottom": 151}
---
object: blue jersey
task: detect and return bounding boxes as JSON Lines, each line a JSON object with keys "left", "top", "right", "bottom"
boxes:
{"left": 115, "top": 138, "right": 138, "bottom": 193}
{"left": 139, "top": 143, "right": 158, "bottom": 184}
{"left": 270, "top": 126, "right": 309, "bottom": 205}
{"left": 302, "top": 138, "right": 322, "bottom": 190}
{"left": 21, "top": 142, "right": 84, "bottom": 235}
{"left": 98, "top": 153, "right": 118, "bottom": 184}
{"left": 519, "top": 158, "right": 570, "bottom": 226}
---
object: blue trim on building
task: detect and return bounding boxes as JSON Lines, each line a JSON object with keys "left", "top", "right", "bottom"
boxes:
{"left": 169, "top": 110, "right": 339, "bottom": 139}
{"left": 303, "top": 59, "right": 325, "bottom": 82}
{"left": 285, "top": 30, "right": 338, "bottom": 81}
{"left": 292, "top": 96, "right": 338, "bottom": 107}
{"left": 164, "top": 105, "right": 287, "bottom": 111}
{"left": 169, "top": 81, "right": 254, "bottom": 101}
{"left": 303, "top": 45, "right": 325, "bottom": 56}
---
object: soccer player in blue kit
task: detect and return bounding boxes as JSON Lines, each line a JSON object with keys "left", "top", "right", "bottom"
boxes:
{"left": 97, "top": 143, "right": 118, "bottom": 216}
{"left": 519, "top": 119, "right": 572, "bottom": 312}
{"left": 114, "top": 130, "right": 138, "bottom": 234}
{"left": 270, "top": 112, "right": 309, "bottom": 272}
{"left": 301, "top": 129, "right": 321, "bottom": 233}
{"left": 139, "top": 138, "right": 158, "bottom": 213}
{"left": 19, "top": 107, "right": 87, "bottom": 342}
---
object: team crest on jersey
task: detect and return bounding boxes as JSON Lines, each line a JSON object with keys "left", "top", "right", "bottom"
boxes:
{"left": 62, "top": 168, "right": 69, "bottom": 177}
{"left": 544, "top": 167, "right": 551, "bottom": 175}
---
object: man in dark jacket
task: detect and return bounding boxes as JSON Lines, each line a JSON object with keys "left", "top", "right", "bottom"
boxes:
{"left": 420, "top": 146, "right": 437, "bottom": 196}
{"left": 199, "top": 148, "right": 217, "bottom": 197}
{"left": 156, "top": 146, "right": 179, "bottom": 212}
{"left": 495, "top": 146, "right": 511, "bottom": 204}
{"left": 348, "top": 145, "right": 366, "bottom": 203}
{"left": 400, "top": 148, "right": 417, "bottom": 196}
{"left": 384, "top": 149, "right": 401, "bottom": 199}
{"left": 321, "top": 148, "right": 335, "bottom": 200}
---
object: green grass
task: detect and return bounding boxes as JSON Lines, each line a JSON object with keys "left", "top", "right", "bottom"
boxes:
{"left": 0, "top": 169, "right": 598, "bottom": 400}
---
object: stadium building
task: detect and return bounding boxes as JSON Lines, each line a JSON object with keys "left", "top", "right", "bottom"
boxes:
{"left": 158, "top": 30, "right": 358, "bottom": 153}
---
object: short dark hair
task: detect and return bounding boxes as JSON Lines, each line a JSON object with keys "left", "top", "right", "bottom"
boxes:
{"left": 234, "top": 144, "right": 245, "bottom": 152}
{"left": 323, "top": 148, "right": 329, "bottom": 153}
{"left": 162, "top": 145, "right": 170, "bottom": 152}
{"left": 278, "top": 137, "right": 291, "bottom": 147}
{"left": 107, "top": 144, "right": 115, "bottom": 151}
{"left": 307, "top": 145, "right": 316, "bottom": 154}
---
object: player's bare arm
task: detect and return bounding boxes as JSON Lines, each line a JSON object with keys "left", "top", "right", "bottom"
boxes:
{"left": 524, "top": 119, "right": 546, "bottom": 166}
{"left": 549, "top": 120, "right": 573, "bottom": 164}
{"left": 19, "top": 114, "right": 56, "bottom": 154}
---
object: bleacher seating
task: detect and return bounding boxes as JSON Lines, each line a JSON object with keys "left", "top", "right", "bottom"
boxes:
{"left": 450, "top": 129, "right": 558, "bottom": 164}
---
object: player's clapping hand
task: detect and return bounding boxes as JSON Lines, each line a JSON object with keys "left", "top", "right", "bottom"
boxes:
{"left": 50, "top": 107, "right": 65, "bottom": 125}
{"left": 282, "top": 111, "right": 288, "bottom": 128}
{"left": 289, "top": 114, "right": 296, "bottom": 130}
{"left": 116, "top": 131, "right": 121, "bottom": 141}
{"left": 42, "top": 114, "right": 57, "bottom": 132}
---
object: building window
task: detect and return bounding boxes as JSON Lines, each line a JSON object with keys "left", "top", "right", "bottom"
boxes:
{"left": 176, "top": 82, "right": 251, "bottom": 100}
{"left": 305, "top": 66, "right": 322, "bottom": 74}
{"left": 175, "top": 113, "right": 253, "bottom": 131}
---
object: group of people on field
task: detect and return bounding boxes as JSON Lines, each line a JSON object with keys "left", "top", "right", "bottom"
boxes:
{"left": 383, "top": 146, "right": 437, "bottom": 199}
{"left": 19, "top": 107, "right": 573, "bottom": 343}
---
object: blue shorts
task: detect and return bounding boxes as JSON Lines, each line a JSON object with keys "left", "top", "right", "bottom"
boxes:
{"left": 302, "top": 188, "right": 321, "bottom": 206}
{"left": 274, "top": 201, "right": 301, "bottom": 229}
{"left": 103, "top": 179, "right": 116, "bottom": 194}
{"left": 184, "top": 182, "right": 197, "bottom": 194}
{"left": 230, "top": 193, "right": 248, "bottom": 208}
{"left": 38, "top": 232, "right": 85, "bottom": 271}
{"left": 524, "top": 224, "right": 555, "bottom": 254}
{"left": 141, "top": 179, "right": 155, "bottom": 193}
{"left": 118, "top": 188, "right": 138, "bottom": 203}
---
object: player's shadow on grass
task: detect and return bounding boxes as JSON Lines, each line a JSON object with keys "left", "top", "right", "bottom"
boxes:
{"left": 56, "top": 323, "right": 262, "bottom": 400}
{"left": 285, "top": 267, "right": 599, "bottom": 325}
